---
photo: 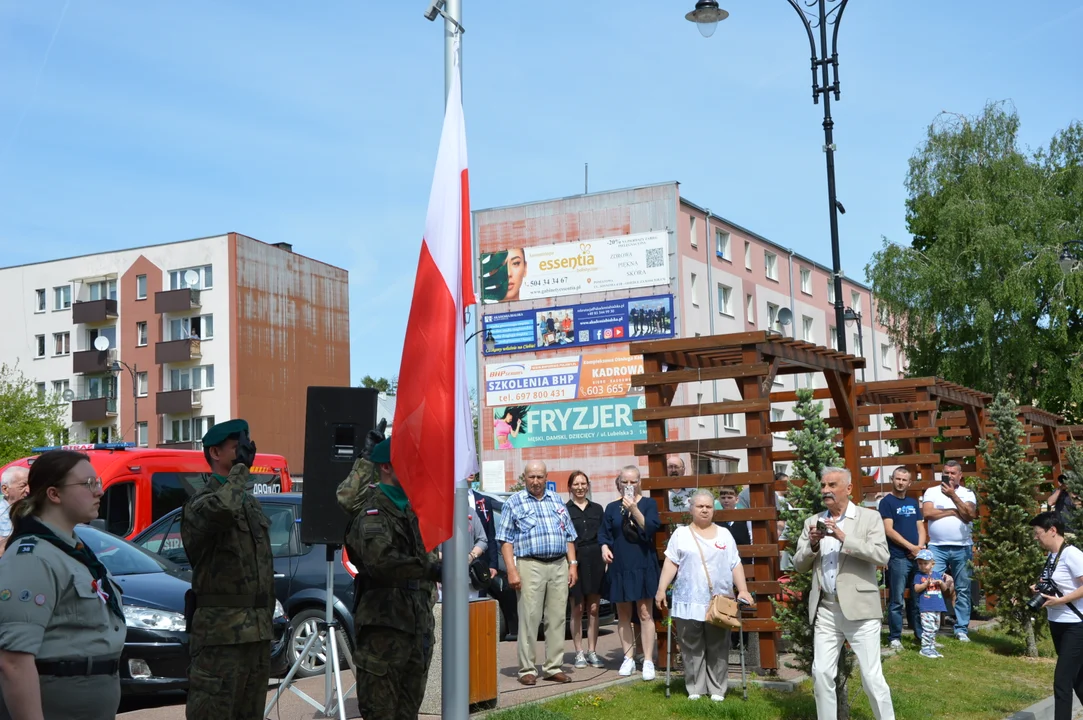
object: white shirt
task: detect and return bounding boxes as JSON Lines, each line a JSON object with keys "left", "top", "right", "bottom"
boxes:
{"left": 922, "top": 484, "right": 977, "bottom": 546}
{"left": 1047, "top": 545, "right": 1083, "bottom": 624}
{"left": 663, "top": 525, "right": 740, "bottom": 622}
{"left": 819, "top": 501, "right": 857, "bottom": 595}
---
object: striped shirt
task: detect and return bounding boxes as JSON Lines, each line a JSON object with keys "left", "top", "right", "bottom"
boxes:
{"left": 0, "top": 497, "right": 11, "bottom": 539}
{"left": 497, "top": 489, "right": 577, "bottom": 559}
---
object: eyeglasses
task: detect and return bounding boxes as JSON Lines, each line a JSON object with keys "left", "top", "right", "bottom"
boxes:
{"left": 62, "top": 477, "right": 103, "bottom": 491}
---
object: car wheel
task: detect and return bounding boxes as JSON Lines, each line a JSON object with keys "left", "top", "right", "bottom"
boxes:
{"left": 286, "top": 608, "right": 352, "bottom": 679}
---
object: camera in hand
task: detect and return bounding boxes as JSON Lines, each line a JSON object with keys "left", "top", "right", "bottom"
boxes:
{"left": 1026, "top": 579, "right": 1058, "bottom": 611}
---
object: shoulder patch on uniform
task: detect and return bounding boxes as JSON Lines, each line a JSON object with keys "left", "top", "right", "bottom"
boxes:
{"left": 366, "top": 509, "right": 379, "bottom": 515}
{"left": 361, "top": 517, "right": 385, "bottom": 537}
{"left": 16, "top": 537, "right": 38, "bottom": 554}
{"left": 0, "top": 589, "right": 10, "bottom": 601}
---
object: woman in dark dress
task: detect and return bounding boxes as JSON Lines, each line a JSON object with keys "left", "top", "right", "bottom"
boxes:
{"left": 566, "top": 471, "right": 606, "bottom": 669}
{"left": 599, "top": 465, "right": 661, "bottom": 681}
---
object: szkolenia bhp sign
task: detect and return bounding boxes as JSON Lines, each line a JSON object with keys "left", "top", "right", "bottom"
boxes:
{"left": 484, "top": 352, "right": 644, "bottom": 406}
{"left": 480, "top": 231, "right": 670, "bottom": 303}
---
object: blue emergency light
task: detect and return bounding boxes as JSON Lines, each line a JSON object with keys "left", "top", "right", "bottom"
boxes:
{"left": 30, "top": 442, "right": 136, "bottom": 453}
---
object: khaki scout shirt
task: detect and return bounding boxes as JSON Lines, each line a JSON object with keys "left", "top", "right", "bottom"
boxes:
{"left": 0, "top": 520, "right": 126, "bottom": 660}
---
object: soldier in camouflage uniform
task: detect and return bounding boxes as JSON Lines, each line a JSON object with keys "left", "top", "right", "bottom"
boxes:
{"left": 338, "top": 433, "right": 442, "bottom": 720}
{"left": 181, "top": 419, "right": 275, "bottom": 720}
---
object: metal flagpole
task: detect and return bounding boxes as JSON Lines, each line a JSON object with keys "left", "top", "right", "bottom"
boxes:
{"left": 441, "top": 2, "right": 471, "bottom": 718}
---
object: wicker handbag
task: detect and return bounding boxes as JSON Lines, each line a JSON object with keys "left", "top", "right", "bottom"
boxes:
{"left": 691, "top": 528, "right": 742, "bottom": 630}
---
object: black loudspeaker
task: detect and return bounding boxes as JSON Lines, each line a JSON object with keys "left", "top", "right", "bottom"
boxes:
{"left": 300, "top": 386, "right": 380, "bottom": 545}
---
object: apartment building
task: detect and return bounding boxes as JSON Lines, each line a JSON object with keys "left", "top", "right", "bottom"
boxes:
{"left": 474, "top": 182, "right": 902, "bottom": 503}
{"left": 0, "top": 232, "right": 350, "bottom": 473}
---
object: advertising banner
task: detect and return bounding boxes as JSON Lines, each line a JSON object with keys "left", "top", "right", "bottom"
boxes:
{"left": 481, "top": 294, "right": 674, "bottom": 356}
{"left": 484, "top": 352, "right": 645, "bottom": 406}
{"left": 489, "top": 396, "right": 647, "bottom": 450}
{"left": 480, "top": 231, "right": 670, "bottom": 304}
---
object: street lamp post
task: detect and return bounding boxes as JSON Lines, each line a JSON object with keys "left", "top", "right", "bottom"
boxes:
{"left": 1059, "top": 240, "right": 1083, "bottom": 274}
{"left": 686, "top": 0, "right": 851, "bottom": 353}
{"left": 111, "top": 360, "right": 139, "bottom": 446}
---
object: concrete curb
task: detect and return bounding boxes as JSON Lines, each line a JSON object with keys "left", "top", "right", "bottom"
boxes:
{"left": 1004, "top": 694, "right": 1083, "bottom": 720}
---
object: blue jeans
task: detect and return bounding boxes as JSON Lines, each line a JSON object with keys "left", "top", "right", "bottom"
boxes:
{"left": 887, "top": 555, "right": 920, "bottom": 641}
{"left": 931, "top": 545, "right": 972, "bottom": 635}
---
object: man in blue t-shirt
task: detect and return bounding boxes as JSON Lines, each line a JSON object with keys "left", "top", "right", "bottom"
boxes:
{"left": 879, "top": 467, "right": 927, "bottom": 649}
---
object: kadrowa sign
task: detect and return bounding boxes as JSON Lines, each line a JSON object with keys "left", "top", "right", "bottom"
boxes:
{"left": 484, "top": 352, "right": 645, "bottom": 406}
{"left": 479, "top": 231, "right": 670, "bottom": 304}
{"left": 490, "top": 396, "right": 647, "bottom": 450}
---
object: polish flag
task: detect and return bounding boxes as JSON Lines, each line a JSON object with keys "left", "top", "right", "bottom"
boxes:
{"left": 392, "top": 53, "right": 479, "bottom": 552}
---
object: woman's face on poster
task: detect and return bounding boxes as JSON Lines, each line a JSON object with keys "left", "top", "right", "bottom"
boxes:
{"left": 503, "top": 249, "right": 526, "bottom": 301}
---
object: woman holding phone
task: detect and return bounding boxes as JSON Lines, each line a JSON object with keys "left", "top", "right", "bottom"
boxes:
{"left": 599, "top": 466, "right": 661, "bottom": 681}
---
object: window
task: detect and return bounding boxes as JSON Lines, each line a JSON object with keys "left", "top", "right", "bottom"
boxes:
{"left": 151, "top": 472, "right": 207, "bottom": 521}
{"left": 169, "top": 415, "right": 215, "bottom": 444}
{"left": 715, "top": 230, "right": 730, "bottom": 259}
{"left": 168, "top": 365, "right": 214, "bottom": 391}
{"left": 88, "top": 280, "right": 117, "bottom": 301}
{"left": 137, "top": 422, "right": 148, "bottom": 448}
{"left": 767, "top": 302, "right": 781, "bottom": 331}
{"left": 801, "top": 316, "right": 814, "bottom": 342}
{"left": 52, "top": 380, "right": 70, "bottom": 400}
{"left": 194, "top": 415, "right": 215, "bottom": 439}
{"left": 263, "top": 504, "right": 297, "bottom": 558}
{"left": 169, "top": 265, "right": 213, "bottom": 290}
{"left": 774, "top": 463, "right": 789, "bottom": 477}
{"left": 717, "top": 284, "right": 733, "bottom": 316}
{"left": 696, "top": 393, "right": 705, "bottom": 426}
{"left": 137, "top": 372, "right": 148, "bottom": 397}
{"left": 136, "top": 275, "right": 147, "bottom": 300}
{"left": 138, "top": 515, "right": 177, "bottom": 555}
{"left": 35, "top": 382, "right": 46, "bottom": 399}
{"left": 84, "top": 326, "right": 116, "bottom": 352}
{"left": 168, "top": 314, "right": 213, "bottom": 341}
{"left": 690, "top": 273, "right": 699, "bottom": 306}
{"left": 98, "top": 481, "right": 134, "bottom": 537}
{"left": 35, "top": 335, "right": 45, "bottom": 358}
{"left": 53, "top": 332, "right": 70, "bottom": 356}
{"left": 722, "top": 406, "right": 739, "bottom": 431}
{"left": 35, "top": 289, "right": 46, "bottom": 312}
{"left": 88, "top": 425, "right": 114, "bottom": 444}
{"left": 137, "top": 322, "right": 148, "bottom": 347}
{"left": 765, "top": 251, "right": 778, "bottom": 281}
{"left": 881, "top": 344, "right": 893, "bottom": 370}
{"left": 827, "top": 280, "right": 836, "bottom": 303}
{"left": 53, "top": 285, "right": 71, "bottom": 310}
{"left": 744, "top": 242, "right": 751, "bottom": 270}
{"left": 690, "top": 215, "right": 698, "bottom": 247}
{"left": 745, "top": 294, "right": 754, "bottom": 323}
{"left": 829, "top": 326, "right": 838, "bottom": 350}
{"left": 804, "top": 372, "right": 815, "bottom": 389}
{"left": 877, "top": 304, "right": 889, "bottom": 326}
{"left": 800, "top": 267, "right": 812, "bottom": 294}
{"left": 853, "top": 333, "right": 862, "bottom": 355}
{"left": 850, "top": 290, "right": 862, "bottom": 314}
{"left": 772, "top": 408, "right": 786, "bottom": 438}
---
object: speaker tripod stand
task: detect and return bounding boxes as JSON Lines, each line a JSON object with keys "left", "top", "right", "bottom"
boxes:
{"left": 265, "top": 545, "right": 354, "bottom": 720}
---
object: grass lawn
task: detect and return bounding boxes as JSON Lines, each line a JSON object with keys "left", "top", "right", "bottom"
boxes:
{"left": 486, "top": 628, "right": 1056, "bottom": 720}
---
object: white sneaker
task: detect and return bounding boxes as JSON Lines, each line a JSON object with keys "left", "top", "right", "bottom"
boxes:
{"left": 888, "top": 639, "right": 903, "bottom": 651}
{"left": 618, "top": 656, "right": 636, "bottom": 676}
{"left": 955, "top": 633, "right": 970, "bottom": 643}
{"left": 641, "top": 660, "right": 655, "bottom": 681}
{"left": 710, "top": 694, "right": 725, "bottom": 702}
{"left": 574, "top": 651, "right": 587, "bottom": 668}
{"left": 687, "top": 694, "right": 701, "bottom": 701}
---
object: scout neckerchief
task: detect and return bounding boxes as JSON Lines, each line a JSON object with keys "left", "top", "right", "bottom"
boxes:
{"left": 7, "top": 516, "right": 124, "bottom": 620}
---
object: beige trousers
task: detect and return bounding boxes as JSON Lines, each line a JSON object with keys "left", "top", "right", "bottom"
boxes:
{"left": 516, "top": 557, "right": 569, "bottom": 677}
{"left": 812, "top": 598, "right": 895, "bottom": 720}
{"left": 674, "top": 618, "right": 730, "bottom": 697}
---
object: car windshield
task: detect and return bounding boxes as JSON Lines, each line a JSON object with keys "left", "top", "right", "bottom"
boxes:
{"left": 74, "top": 524, "right": 169, "bottom": 576}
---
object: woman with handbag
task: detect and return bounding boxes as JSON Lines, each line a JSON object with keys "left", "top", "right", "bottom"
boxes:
{"left": 655, "top": 489, "right": 753, "bottom": 702}
{"left": 599, "top": 466, "right": 662, "bottom": 680}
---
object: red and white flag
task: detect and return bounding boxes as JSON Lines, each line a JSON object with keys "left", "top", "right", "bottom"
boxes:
{"left": 393, "top": 50, "right": 479, "bottom": 552}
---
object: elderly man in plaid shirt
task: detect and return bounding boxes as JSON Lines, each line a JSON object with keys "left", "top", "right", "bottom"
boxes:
{"left": 498, "top": 460, "right": 579, "bottom": 685}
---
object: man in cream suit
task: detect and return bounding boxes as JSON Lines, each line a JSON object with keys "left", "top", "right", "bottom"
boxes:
{"left": 794, "top": 467, "right": 895, "bottom": 720}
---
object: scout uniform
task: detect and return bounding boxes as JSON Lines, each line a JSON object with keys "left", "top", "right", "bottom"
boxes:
{"left": 0, "top": 519, "right": 126, "bottom": 720}
{"left": 338, "top": 438, "right": 441, "bottom": 720}
{"left": 181, "top": 419, "right": 275, "bottom": 720}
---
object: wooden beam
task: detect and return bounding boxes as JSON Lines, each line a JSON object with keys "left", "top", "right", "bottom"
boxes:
{"left": 633, "top": 397, "right": 771, "bottom": 422}
{"left": 632, "top": 362, "right": 771, "bottom": 387}
{"left": 659, "top": 507, "right": 779, "bottom": 525}
{"left": 770, "top": 388, "right": 834, "bottom": 403}
{"left": 760, "top": 357, "right": 782, "bottom": 395}
{"left": 824, "top": 370, "right": 856, "bottom": 430}
{"left": 641, "top": 470, "right": 775, "bottom": 491}
{"left": 629, "top": 331, "right": 768, "bottom": 356}
{"left": 857, "top": 427, "right": 940, "bottom": 441}
{"left": 635, "top": 434, "right": 775, "bottom": 456}
{"left": 858, "top": 401, "right": 938, "bottom": 415}
{"left": 864, "top": 453, "right": 941, "bottom": 465}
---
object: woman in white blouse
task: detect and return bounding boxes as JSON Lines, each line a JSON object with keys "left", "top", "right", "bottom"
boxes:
{"left": 655, "top": 489, "right": 753, "bottom": 702}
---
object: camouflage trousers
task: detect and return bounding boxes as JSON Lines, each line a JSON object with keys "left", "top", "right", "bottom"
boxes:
{"left": 353, "top": 626, "right": 433, "bottom": 720}
{"left": 186, "top": 641, "right": 270, "bottom": 720}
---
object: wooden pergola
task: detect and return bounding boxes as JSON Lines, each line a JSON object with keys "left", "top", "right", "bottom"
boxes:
{"left": 629, "top": 331, "right": 865, "bottom": 671}
{"left": 1016, "top": 406, "right": 1066, "bottom": 480}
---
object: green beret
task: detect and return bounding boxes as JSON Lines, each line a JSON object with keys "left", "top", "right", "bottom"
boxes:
{"left": 370, "top": 437, "right": 391, "bottom": 464}
{"left": 202, "top": 419, "right": 249, "bottom": 448}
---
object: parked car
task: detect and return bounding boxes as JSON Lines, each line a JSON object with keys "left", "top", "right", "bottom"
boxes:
{"left": 132, "top": 493, "right": 356, "bottom": 678}
{"left": 74, "top": 523, "right": 291, "bottom": 695}
{"left": 479, "top": 492, "right": 614, "bottom": 641}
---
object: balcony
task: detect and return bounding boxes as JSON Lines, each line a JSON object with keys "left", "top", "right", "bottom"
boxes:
{"left": 71, "top": 396, "right": 117, "bottom": 423}
{"left": 73, "top": 349, "right": 112, "bottom": 375}
{"left": 72, "top": 299, "right": 119, "bottom": 325}
{"left": 155, "top": 288, "right": 201, "bottom": 314}
{"left": 156, "top": 388, "right": 201, "bottom": 415}
{"left": 155, "top": 338, "right": 202, "bottom": 364}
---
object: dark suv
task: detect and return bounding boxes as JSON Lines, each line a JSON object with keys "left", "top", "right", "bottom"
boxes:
{"left": 132, "top": 493, "right": 355, "bottom": 678}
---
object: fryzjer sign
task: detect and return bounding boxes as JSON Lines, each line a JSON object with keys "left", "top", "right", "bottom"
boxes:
{"left": 481, "top": 294, "right": 674, "bottom": 356}
{"left": 484, "top": 352, "right": 645, "bottom": 406}
{"left": 480, "top": 232, "right": 670, "bottom": 304}
{"left": 489, "top": 397, "right": 647, "bottom": 450}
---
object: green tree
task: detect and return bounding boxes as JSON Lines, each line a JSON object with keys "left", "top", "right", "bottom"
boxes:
{"left": 0, "top": 363, "right": 66, "bottom": 466}
{"left": 867, "top": 102, "right": 1083, "bottom": 422}
{"left": 358, "top": 375, "right": 397, "bottom": 394}
{"left": 773, "top": 388, "right": 855, "bottom": 719}
{"left": 974, "top": 392, "right": 1048, "bottom": 656}
{"left": 1061, "top": 444, "right": 1083, "bottom": 539}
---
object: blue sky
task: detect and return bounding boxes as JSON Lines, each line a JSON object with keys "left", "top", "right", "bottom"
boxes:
{"left": 2, "top": 1, "right": 1081, "bottom": 382}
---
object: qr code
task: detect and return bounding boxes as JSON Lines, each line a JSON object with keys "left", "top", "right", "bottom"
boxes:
{"left": 645, "top": 248, "right": 664, "bottom": 268}
{"left": 578, "top": 330, "right": 590, "bottom": 342}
